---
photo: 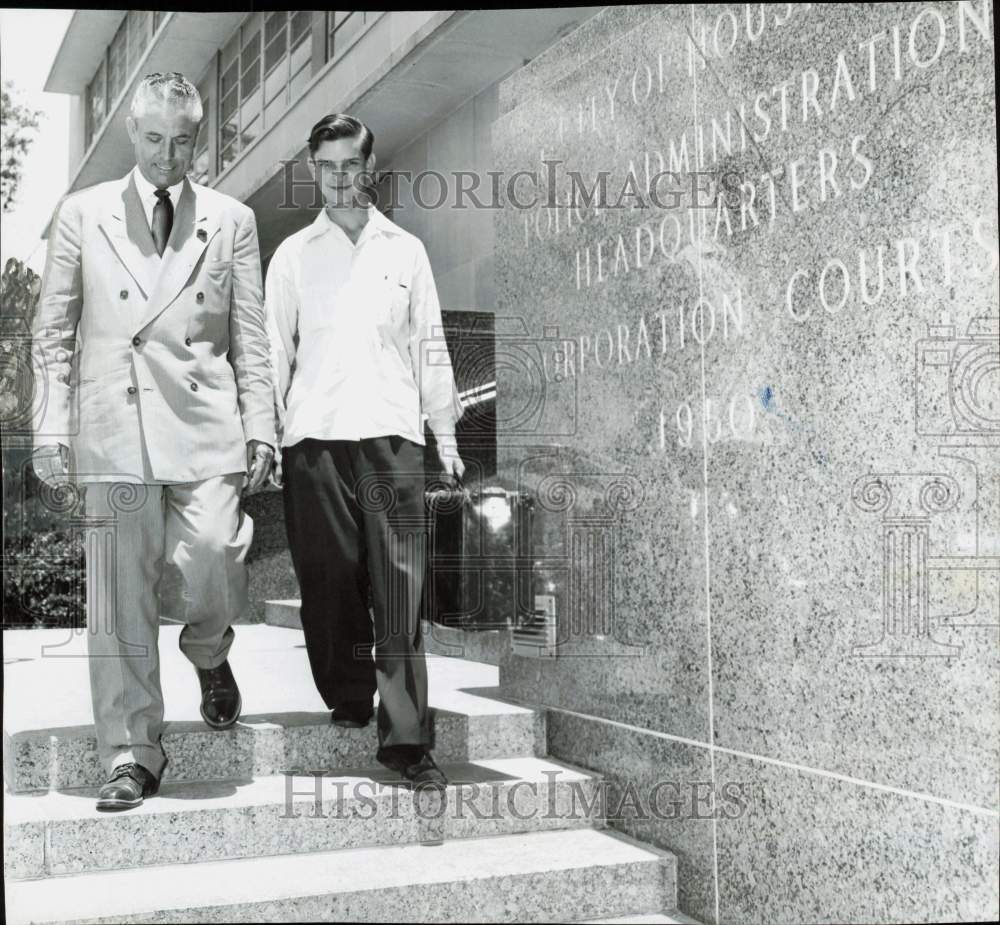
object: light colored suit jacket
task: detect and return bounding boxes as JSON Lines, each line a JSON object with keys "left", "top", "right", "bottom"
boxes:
{"left": 32, "top": 172, "right": 275, "bottom": 483}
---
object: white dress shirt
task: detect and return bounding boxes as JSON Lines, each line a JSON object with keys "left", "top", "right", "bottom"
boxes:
{"left": 265, "top": 205, "right": 463, "bottom": 449}
{"left": 131, "top": 166, "right": 184, "bottom": 231}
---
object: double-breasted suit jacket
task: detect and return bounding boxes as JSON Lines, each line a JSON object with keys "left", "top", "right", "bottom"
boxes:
{"left": 33, "top": 171, "right": 275, "bottom": 482}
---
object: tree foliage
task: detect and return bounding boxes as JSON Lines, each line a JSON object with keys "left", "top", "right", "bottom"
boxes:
{"left": 1, "top": 81, "right": 43, "bottom": 213}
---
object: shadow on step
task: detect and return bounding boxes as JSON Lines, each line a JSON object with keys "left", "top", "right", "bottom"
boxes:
{"left": 278, "top": 762, "right": 522, "bottom": 786}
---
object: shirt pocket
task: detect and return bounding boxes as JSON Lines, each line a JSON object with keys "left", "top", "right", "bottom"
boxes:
{"left": 375, "top": 273, "right": 410, "bottom": 330}
{"left": 391, "top": 281, "right": 410, "bottom": 326}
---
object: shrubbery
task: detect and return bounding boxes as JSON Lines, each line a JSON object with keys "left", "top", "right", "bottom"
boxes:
{"left": 1, "top": 257, "right": 86, "bottom": 627}
{"left": 3, "top": 528, "right": 85, "bottom": 628}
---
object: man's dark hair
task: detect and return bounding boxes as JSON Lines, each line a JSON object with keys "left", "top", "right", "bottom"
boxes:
{"left": 307, "top": 113, "right": 374, "bottom": 158}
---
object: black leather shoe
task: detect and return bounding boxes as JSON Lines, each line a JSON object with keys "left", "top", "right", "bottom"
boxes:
{"left": 331, "top": 701, "right": 374, "bottom": 728}
{"left": 196, "top": 660, "right": 241, "bottom": 729}
{"left": 377, "top": 747, "right": 448, "bottom": 789}
{"left": 96, "top": 762, "right": 159, "bottom": 812}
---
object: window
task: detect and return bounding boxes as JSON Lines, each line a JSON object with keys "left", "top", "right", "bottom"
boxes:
{"left": 217, "top": 14, "right": 272, "bottom": 172}
{"left": 216, "top": 11, "right": 317, "bottom": 172}
{"left": 261, "top": 11, "right": 313, "bottom": 131}
{"left": 85, "top": 59, "right": 107, "bottom": 149}
{"left": 219, "top": 31, "right": 241, "bottom": 171}
{"left": 127, "top": 10, "right": 151, "bottom": 73}
{"left": 327, "top": 11, "right": 380, "bottom": 62}
{"left": 265, "top": 12, "right": 288, "bottom": 73}
{"left": 106, "top": 17, "right": 128, "bottom": 106}
{"left": 191, "top": 96, "right": 210, "bottom": 183}
{"left": 289, "top": 11, "right": 311, "bottom": 96}
{"left": 80, "top": 10, "right": 158, "bottom": 151}
{"left": 263, "top": 11, "right": 289, "bottom": 128}
{"left": 327, "top": 11, "right": 372, "bottom": 63}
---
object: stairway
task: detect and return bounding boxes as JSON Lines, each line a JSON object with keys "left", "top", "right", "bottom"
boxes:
{"left": 4, "top": 624, "right": 685, "bottom": 924}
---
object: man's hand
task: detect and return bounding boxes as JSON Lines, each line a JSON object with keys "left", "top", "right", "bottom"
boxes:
{"left": 245, "top": 440, "right": 275, "bottom": 493}
{"left": 436, "top": 434, "right": 465, "bottom": 483}
{"left": 268, "top": 452, "right": 283, "bottom": 489}
{"left": 33, "top": 443, "right": 71, "bottom": 487}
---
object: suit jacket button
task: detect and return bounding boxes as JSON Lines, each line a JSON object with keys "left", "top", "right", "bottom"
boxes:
{"left": 132, "top": 335, "right": 142, "bottom": 347}
{"left": 185, "top": 337, "right": 192, "bottom": 346}
{"left": 127, "top": 386, "right": 137, "bottom": 395}
{"left": 120, "top": 289, "right": 128, "bottom": 300}
{"left": 190, "top": 382, "right": 199, "bottom": 391}
{"left": 196, "top": 292, "right": 205, "bottom": 303}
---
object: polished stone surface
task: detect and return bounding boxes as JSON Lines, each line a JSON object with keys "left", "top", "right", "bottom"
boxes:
{"left": 533, "top": 704, "right": 1000, "bottom": 925}
{"left": 262, "top": 598, "right": 303, "bottom": 629}
{"left": 544, "top": 709, "right": 717, "bottom": 925}
{"left": 4, "top": 758, "right": 601, "bottom": 878}
{"left": 2, "top": 820, "right": 44, "bottom": 881}
{"left": 5, "top": 828, "right": 676, "bottom": 925}
{"left": 714, "top": 750, "right": 1000, "bottom": 924}
{"left": 498, "top": 5, "right": 658, "bottom": 116}
{"left": 493, "top": 3, "right": 999, "bottom": 922}
{"left": 422, "top": 621, "right": 505, "bottom": 665}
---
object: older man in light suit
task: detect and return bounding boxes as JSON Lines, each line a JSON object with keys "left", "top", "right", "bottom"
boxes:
{"left": 32, "top": 72, "right": 275, "bottom": 811}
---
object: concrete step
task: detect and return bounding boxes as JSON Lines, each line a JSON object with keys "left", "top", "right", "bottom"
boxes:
{"left": 5, "top": 757, "right": 604, "bottom": 880}
{"left": 580, "top": 913, "right": 702, "bottom": 924}
{"left": 265, "top": 601, "right": 507, "bottom": 666}
{"left": 262, "top": 599, "right": 302, "bottom": 629}
{"left": 5, "top": 828, "right": 677, "bottom": 924}
{"left": 3, "top": 625, "right": 542, "bottom": 792}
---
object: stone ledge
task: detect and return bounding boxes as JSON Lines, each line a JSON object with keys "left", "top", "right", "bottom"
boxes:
{"left": 4, "top": 757, "right": 604, "bottom": 879}
{"left": 5, "top": 828, "right": 677, "bottom": 925}
{"left": 3, "top": 625, "right": 543, "bottom": 792}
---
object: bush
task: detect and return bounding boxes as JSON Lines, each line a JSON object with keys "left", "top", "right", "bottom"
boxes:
{"left": 2, "top": 529, "right": 85, "bottom": 628}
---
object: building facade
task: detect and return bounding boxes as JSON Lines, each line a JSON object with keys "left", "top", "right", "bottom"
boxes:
{"left": 21, "top": 8, "right": 1000, "bottom": 925}
{"left": 44, "top": 9, "right": 597, "bottom": 282}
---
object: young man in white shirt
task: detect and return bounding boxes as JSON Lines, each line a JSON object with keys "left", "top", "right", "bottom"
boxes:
{"left": 266, "top": 113, "right": 464, "bottom": 788}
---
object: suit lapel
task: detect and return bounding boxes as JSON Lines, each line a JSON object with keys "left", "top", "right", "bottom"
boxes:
{"left": 98, "top": 174, "right": 160, "bottom": 299}
{"left": 133, "top": 178, "right": 219, "bottom": 335}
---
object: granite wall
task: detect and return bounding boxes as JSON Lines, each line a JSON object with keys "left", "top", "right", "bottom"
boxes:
{"left": 491, "top": 4, "right": 998, "bottom": 923}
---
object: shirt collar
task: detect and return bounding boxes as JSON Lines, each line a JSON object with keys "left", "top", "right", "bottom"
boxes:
{"left": 132, "top": 165, "right": 184, "bottom": 204}
{"left": 308, "top": 204, "right": 402, "bottom": 243}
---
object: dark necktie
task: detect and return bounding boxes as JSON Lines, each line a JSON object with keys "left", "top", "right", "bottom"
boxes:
{"left": 152, "top": 189, "right": 173, "bottom": 257}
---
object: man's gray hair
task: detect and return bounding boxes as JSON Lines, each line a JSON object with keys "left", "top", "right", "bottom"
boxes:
{"left": 130, "top": 72, "right": 203, "bottom": 121}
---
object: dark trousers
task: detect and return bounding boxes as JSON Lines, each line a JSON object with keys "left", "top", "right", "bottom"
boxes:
{"left": 282, "top": 436, "right": 430, "bottom": 755}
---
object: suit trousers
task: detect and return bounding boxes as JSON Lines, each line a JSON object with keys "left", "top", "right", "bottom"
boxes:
{"left": 281, "top": 436, "right": 430, "bottom": 755}
{"left": 82, "top": 474, "right": 251, "bottom": 778}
